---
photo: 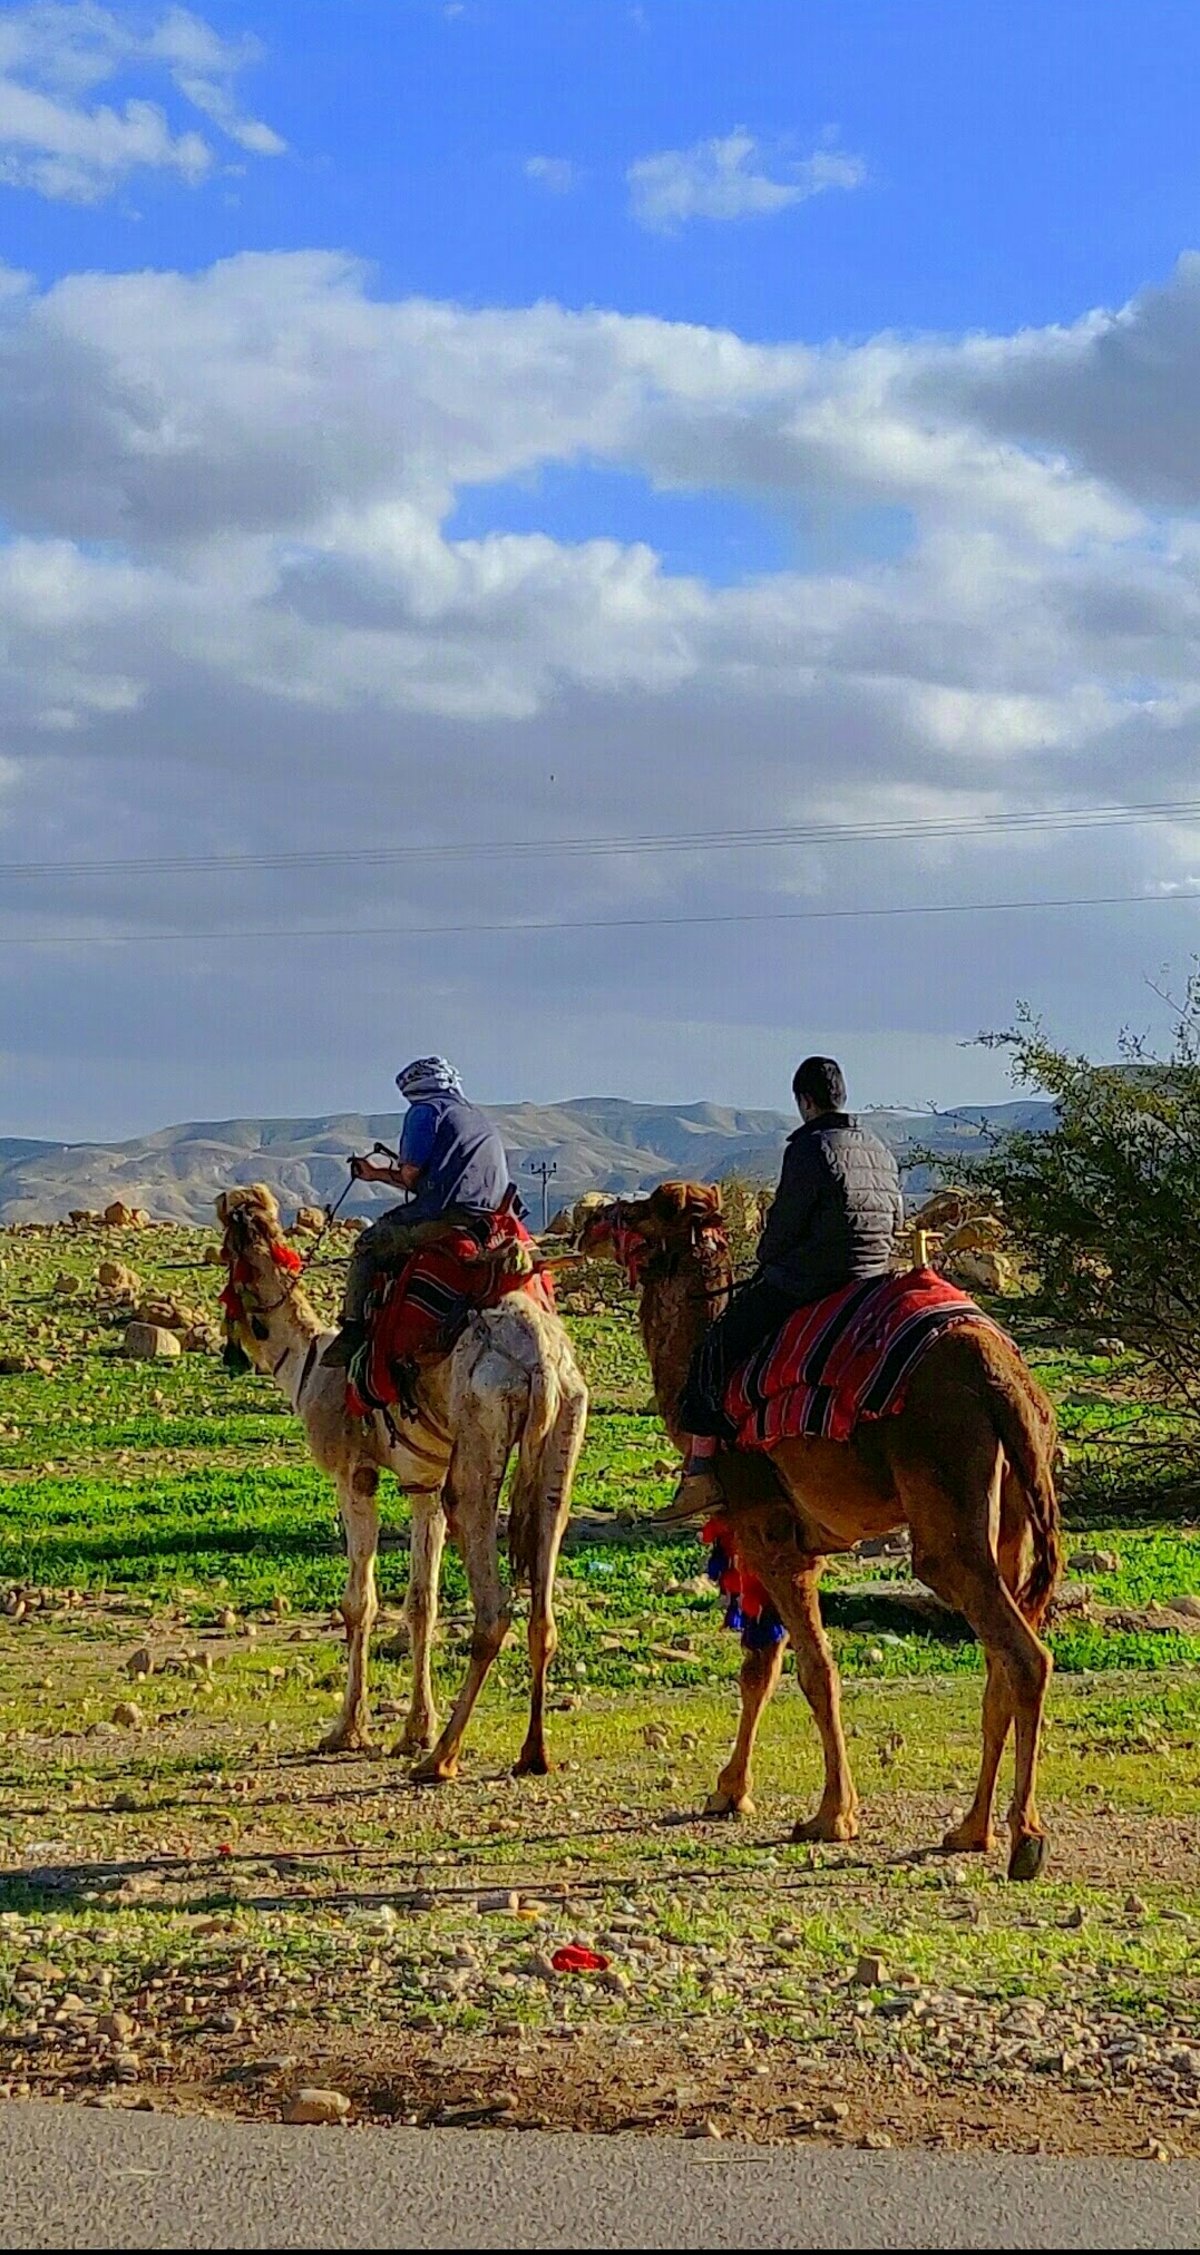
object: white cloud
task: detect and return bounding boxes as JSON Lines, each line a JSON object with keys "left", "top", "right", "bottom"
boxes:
{"left": 524, "top": 154, "right": 577, "bottom": 195}
{"left": 0, "top": 251, "right": 1198, "bottom": 1123}
{"left": 627, "top": 128, "right": 865, "bottom": 234}
{"left": 0, "top": 2, "right": 283, "bottom": 201}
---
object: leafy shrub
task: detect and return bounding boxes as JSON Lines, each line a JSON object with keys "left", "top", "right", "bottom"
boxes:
{"left": 946, "top": 984, "right": 1200, "bottom": 1427}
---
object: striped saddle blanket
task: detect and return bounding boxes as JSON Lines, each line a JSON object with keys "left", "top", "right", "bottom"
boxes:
{"left": 725, "top": 1268, "right": 1002, "bottom": 1450}
{"left": 347, "top": 1212, "right": 553, "bottom": 1418}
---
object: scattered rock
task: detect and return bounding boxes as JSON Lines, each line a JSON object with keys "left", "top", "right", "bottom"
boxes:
{"left": 98, "top": 1261, "right": 142, "bottom": 1295}
{"left": 282, "top": 2089, "right": 352, "bottom": 2126}
{"left": 859, "top": 2131, "right": 893, "bottom": 2150}
{"left": 125, "top": 1647, "right": 154, "bottom": 1680}
{"left": 1125, "top": 1894, "right": 1148, "bottom": 1917}
{"left": 1071, "top": 1548, "right": 1119, "bottom": 1576}
{"left": 1095, "top": 1338, "right": 1126, "bottom": 1357}
{"left": 53, "top": 1271, "right": 81, "bottom": 1297}
{"left": 96, "top": 2012, "right": 136, "bottom": 2043}
{"left": 122, "top": 1323, "right": 182, "bottom": 1362}
{"left": 111, "top": 1701, "right": 144, "bottom": 1729}
{"left": 853, "top": 1954, "right": 889, "bottom": 1987}
{"left": 476, "top": 1891, "right": 522, "bottom": 1914}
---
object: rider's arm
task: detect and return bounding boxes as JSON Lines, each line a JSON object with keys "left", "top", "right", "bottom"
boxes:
{"left": 756, "top": 1135, "right": 821, "bottom": 1267}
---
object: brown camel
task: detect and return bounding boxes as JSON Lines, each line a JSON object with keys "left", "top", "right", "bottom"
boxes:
{"left": 580, "top": 1182, "right": 1062, "bottom": 1880}
{"left": 216, "top": 1185, "right": 588, "bottom": 1779}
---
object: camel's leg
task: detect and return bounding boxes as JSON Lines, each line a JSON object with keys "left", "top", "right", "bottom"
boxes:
{"left": 513, "top": 1373, "right": 588, "bottom": 1778}
{"left": 775, "top": 1559, "right": 860, "bottom": 1843}
{"left": 716, "top": 1525, "right": 860, "bottom": 1842}
{"left": 411, "top": 1453, "right": 512, "bottom": 1785}
{"left": 703, "top": 1635, "right": 787, "bottom": 1818}
{"left": 395, "top": 1489, "right": 446, "bottom": 1755}
{"left": 941, "top": 1469, "right": 1028, "bottom": 1856}
{"left": 904, "top": 1452, "right": 1052, "bottom": 1881}
{"left": 321, "top": 1464, "right": 380, "bottom": 1754}
{"left": 512, "top": 1505, "right": 568, "bottom": 1778}
{"left": 942, "top": 1654, "right": 1008, "bottom": 1855}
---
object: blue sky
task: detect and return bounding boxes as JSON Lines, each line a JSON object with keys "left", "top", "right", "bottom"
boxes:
{"left": 1, "top": 0, "right": 1199, "bottom": 1136}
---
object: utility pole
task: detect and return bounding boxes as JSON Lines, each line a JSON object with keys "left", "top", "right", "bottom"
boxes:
{"left": 526, "top": 1157, "right": 558, "bottom": 1233}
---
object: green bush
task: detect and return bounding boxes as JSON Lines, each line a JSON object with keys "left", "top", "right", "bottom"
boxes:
{"left": 945, "top": 983, "right": 1200, "bottom": 1429}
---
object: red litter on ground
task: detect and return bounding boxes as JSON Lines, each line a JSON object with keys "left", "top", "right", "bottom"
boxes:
{"left": 550, "top": 1945, "right": 610, "bottom": 1974}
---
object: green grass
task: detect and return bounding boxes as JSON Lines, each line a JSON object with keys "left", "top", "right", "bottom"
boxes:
{"left": 2, "top": 1225, "right": 1200, "bottom": 1688}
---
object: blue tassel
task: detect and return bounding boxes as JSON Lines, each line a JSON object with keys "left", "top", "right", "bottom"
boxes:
{"left": 741, "top": 1610, "right": 786, "bottom": 1652}
{"left": 706, "top": 1543, "right": 730, "bottom": 1586}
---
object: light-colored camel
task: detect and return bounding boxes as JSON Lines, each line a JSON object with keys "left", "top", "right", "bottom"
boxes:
{"left": 216, "top": 1185, "right": 588, "bottom": 1778}
{"left": 581, "top": 1183, "right": 1062, "bottom": 1880}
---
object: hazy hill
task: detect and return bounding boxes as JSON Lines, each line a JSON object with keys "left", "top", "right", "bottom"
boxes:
{"left": 0, "top": 1097, "right": 1052, "bottom": 1227}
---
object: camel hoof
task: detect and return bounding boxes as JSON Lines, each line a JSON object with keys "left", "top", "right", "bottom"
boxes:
{"left": 791, "top": 1811, "right": 858, "bottom": 1844}
{"left": 319, "top": 1725, "right": 370, "bottom": 1755}
{"left": 513, "top": 1750, "right": 553, "bottom": 1777}
{"left": 941, "top": 1823, "right": 995, "bottom": 1856}
{"left": 394, "top": 1721, "right": 437, "bottom": 1756}
{"left": 702, "top": 1790, "right": 754, "bottom": 1819}
{"left": 1008, "top": 1832, "right": 1047, "bottom": 1882}
{"left": 410, "top": 1753, "right": 458, "bottom": 1786}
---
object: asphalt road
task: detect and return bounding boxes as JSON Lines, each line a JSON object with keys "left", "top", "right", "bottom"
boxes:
{"left": 1, "top": 2104, "right": 1198, "bottom": 2250}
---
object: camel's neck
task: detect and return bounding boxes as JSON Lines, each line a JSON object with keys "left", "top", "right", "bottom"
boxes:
{"left": 240, "top": 1253, "right": 325, "bottom": 1412}
{"left": 638, "top": 1240, "right": 731, "bottom": 1451}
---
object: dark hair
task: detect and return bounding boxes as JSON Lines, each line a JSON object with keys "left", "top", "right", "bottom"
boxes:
{"left": 793, "top": 1056, "right": 846, "bottom": 1114}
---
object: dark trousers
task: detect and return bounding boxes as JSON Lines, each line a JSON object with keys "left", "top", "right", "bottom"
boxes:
{"left": 680, "top": 1274, "right": 799, "bottom": 1440}
{"left": 342, "top": 1205, "right": 490, "bottom": 1324}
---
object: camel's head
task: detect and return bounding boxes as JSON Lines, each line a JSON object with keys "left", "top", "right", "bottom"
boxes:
{"left": 215, "top": 1183, "right": 302, "bottom": 1372}
{"left": 216, "top": 1182, "right": 285, "bottom": 1262}
{"left": 578, "top": 1180, "right": 728, "bottom": 1286}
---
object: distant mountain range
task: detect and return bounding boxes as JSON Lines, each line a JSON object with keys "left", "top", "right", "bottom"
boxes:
{"left": 0, "top": 1097, "right": 1054, "bottom": 1228}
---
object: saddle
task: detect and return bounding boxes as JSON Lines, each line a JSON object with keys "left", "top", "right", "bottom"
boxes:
{"left": 346, "top": 1208, "right": 549, "bottom": 1421}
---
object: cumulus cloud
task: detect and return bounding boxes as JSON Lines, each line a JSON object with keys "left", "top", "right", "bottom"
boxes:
{"left": 915, "top": 253, "right": 1200, "bottom": 511}
{"left": 627, "top": 128, "right": 865, "bottom": 234}
{"left": 0, "top": 2, "right": 283, "bottom": 200}
{"left": 524, "top": 155, "right": 577, "bottom": 194}
{"left": 0, "top": 249, "right": 1198, "bottom": 1126}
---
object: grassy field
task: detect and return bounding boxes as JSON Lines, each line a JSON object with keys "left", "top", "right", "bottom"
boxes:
{"left": 1, "top": 1217, "right": 1199, "bottom": 2152}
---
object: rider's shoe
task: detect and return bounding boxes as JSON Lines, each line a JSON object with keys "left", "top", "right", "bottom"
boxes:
{"left": 659, "top": 1463, "right": 724, "bottom": 1523}
{"left": 321, "top": 1321, "right": 366, "bottom": 1369}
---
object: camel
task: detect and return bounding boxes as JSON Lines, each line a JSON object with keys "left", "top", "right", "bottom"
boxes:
{"left": 580, "top": 1183, "right": 1062, "bottom": 1880}
{"left": 216, "top": 1184, "right": 588, "bottom": 1779}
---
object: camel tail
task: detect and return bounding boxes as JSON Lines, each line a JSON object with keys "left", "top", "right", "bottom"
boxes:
{"left": 976, "top": 1332, "right": 1063, "bottom": 1625}
{"left": 508, "top": 1335, "right": 588, "bottom": 1585}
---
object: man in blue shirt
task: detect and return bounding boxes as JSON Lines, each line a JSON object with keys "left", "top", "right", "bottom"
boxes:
{"left": 322, "top": 1057, "right": 521, "bottom": 1367}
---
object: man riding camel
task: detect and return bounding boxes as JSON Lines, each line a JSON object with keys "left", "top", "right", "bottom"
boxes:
{"left": 323, "top": 1056, "right": 524, "bottom": 1368}
{"left": 674, "top": 1056, "right": 903, "bottom": 1514}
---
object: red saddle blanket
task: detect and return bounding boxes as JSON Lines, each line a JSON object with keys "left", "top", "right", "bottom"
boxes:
{"left": 348, "top": 1212, "right": 553, "bottom": 1416}
{"left": 725, "top": 1267, "right": 1004, "bottom": 1450}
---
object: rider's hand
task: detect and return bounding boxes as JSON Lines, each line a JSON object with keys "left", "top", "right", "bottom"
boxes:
{"left": 349, "top": 1155, "right": 373, "bottom": 1181}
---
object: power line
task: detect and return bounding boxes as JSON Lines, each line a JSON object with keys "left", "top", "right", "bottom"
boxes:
{"left": 2, "top": 888, "right": 1197, "bottom": 947}
{"left": 1, "top": 796, "right": 1200, "bottom": 884}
